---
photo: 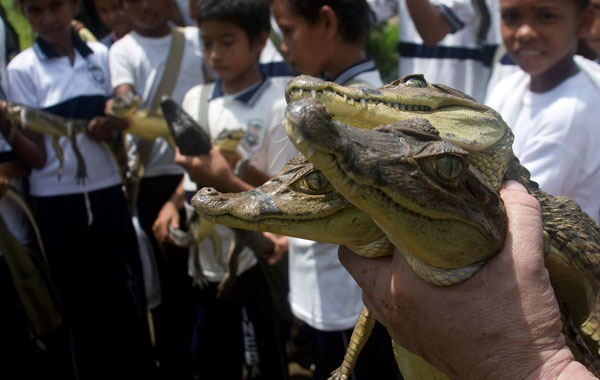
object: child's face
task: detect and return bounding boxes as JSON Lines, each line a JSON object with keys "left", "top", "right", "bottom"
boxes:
{"left": 120, "top": 0, "right": 171, "bottom": 37}
{"left": 584, "top": 0, "right": 600, "bottom": 57}
{"left": 272, "top": 0, "right": 329, "bottom": 76}
{"left": 500, "top": 0, "right": 592, "bottom": 77}
{"left": 95, "top": 0, "right": 130, "bottom": 36}
{"left": 20, "top": 0, "right": 78, "bottom": 46}
{"left": 199, "top": 20, "right": 264, "bottom": 84}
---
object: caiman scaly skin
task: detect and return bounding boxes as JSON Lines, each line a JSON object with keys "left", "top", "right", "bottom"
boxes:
{"left": 192, "top": 75, "right": 600, "bottom": 379}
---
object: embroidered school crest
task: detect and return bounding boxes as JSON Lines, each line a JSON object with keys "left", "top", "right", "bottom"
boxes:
{"left": 243, "top": 119, "right": 265, "bottom": 151}
{"left": 87, "top": 62, "right": 106, "bottom": 87}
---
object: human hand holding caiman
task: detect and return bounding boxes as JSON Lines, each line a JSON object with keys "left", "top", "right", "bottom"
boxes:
{"left": 340, "top": 181, "right": 598, "bottom": 380}
{"left": 191, "top": 74, "right": 600, "bottom": 379}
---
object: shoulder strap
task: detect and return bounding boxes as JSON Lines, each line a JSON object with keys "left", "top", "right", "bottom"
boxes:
{"left": 198, "top": 82, "right": 214, "bottom": 133}
{"left": 132, "top": 27, "right": 187, "bottom": 209}
{"left": 150, "top": 26, "right": 186, "bottom": 113}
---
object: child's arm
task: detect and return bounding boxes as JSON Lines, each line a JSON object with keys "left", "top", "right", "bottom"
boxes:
{"left": 0, "top": 101, "right": 46, "bottom": 169}
{"left": 404, "top": 0, "right": 457, "bottom": 46}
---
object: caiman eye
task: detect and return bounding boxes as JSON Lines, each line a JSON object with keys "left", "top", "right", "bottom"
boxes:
{"left": 435, "top": 154, "right": 465, "bottom": 181}
{"left": 404, "top": 78, "right": 427, "bottom": 88}
{"left": 293, "top": 170, "right": 333, "bottom": 195}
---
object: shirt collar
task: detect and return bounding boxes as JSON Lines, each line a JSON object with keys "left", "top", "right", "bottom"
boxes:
{"left": 34, "top": 29, "right": 93, "bottom": 60}
{"left": 325, "top": 58, "right": 377, "bottom": 85}
{"left": 210, "top": 76, "right": 269, "bottom": 107}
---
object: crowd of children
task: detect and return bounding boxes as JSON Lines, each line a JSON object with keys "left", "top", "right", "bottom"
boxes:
{"left": 0, "top": 0, "right": 599, "bottom": 380}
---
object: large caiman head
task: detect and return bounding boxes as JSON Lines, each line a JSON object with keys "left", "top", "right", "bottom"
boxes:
{"left": 286, "top": 74, "right": 516, "bottom": 189}
{"left": 284, "top": 98, "right": 507, "bottom": 275}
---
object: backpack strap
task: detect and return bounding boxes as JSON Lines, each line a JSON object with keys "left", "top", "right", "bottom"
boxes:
{"left": 198, "top": 82, "right": 214, "bottom": 134}
{"left": 130, "top": 27, "right": 186, "bottom": 211}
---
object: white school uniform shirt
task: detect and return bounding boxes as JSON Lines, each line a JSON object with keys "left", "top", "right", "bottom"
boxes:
{"left": 485, "top": 60, "right": 600, "bottom": 224}
{"left": 181, "top": 75, "right": 296, "bottom": 282}
{"left": 288, "top": 60, "right": 384, "bottom": 332}
{"left": 7, "top": 36, "right": 122, "bottom": 196}
{"left": 370, "top": 0, "right": 501, "bottom": 101}
{"left": 109, "top": 26, "right": 206, "bottom": 178}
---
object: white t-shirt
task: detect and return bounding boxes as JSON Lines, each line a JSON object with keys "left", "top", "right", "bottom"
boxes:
{"left": 371, "top": 0, "right": 501, "bottom": 101}
{"left": 288, "top": 64, "right": 384, "bottom": 331}
{"left": 181, "top": 76, "right": 296, "bottom": 282}
{"left": 486, "top": 67, "right": 600, "bottom": 224}
{"left": 109, "top": 26, "right": 205, "bottom": 178}
{"left": 7, "top": 38, "right": 122, "bottom": 196}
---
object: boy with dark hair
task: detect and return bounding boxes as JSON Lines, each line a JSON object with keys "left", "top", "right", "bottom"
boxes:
{"left": 108, "top": 0, "right": 206, "bottom": 378}
{"left": 6, "top": 0, "right": 156, "bottom": 379}
{"left": 486, "top": 0, "right": 600, "bottom": 225}
{"left": 170, "top": 0, "right": 295, "bottom": 378}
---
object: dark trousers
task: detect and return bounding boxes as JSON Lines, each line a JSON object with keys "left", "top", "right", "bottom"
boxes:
{"left": 137, "top": 174, "right": 196, "bottom": 379}
{"left": 191, "top": 264, "right": 289, "bottom": 380}
{"left": 300, "top": 319, "right": 402, "bottom": 380}
{"left": 32, "top": 185, "right": 156, "bottom": 380}
{"left": 0, "top": 258, "right": 48, "bottom": 380}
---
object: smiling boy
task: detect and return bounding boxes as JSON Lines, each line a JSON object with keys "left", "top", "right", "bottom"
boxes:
{"left": 485, "top": 0, "right": 600, "bottom": 224}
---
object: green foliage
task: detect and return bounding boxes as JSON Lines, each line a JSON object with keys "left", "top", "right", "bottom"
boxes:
{"left": 365, "top": 19, "right": 399, "bottom": 84}
{"left": 1, "top": 0, "right": 33, "bottom": 51}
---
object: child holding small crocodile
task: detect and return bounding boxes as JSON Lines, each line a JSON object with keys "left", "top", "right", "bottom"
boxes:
{"left": 6, "top": 0, "right": 157, "bottom": 378}
{"left": 170, "top": 0, "right": 296, "bottom": 378}
{"left": 485, "top": 0, "right": 600, "bottom": 224}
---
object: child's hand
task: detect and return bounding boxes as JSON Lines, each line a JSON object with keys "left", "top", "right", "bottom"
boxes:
{"left": 152, "top": 200, "right": 181, "bottom": 245}
{"left": 87, "top": 115, "right": 129, "bottom": 141}
{"left": 174, "top": 147, "right": 253, "bottom": 192}
{"left": 262, "top": 232, "right": 289, "bottom": 265}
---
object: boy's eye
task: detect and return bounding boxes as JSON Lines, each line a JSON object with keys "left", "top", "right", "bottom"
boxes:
{"left": 538, "top": 11, "right": 558, "bottom": 22}
{"left": 500, "top": 10, "right": 519, "bottom": 25}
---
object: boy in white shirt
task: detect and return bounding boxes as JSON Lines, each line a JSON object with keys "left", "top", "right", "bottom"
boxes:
{"left": 485, "top": 0, "right": 600, "bottom": 224}
{"left": 108, "top": 0, "right": 206, "bottom": 377}
{"left": 170, "top": 0, "right": 295, "bottom": 378}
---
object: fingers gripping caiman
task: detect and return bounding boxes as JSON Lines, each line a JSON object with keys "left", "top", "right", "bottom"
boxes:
{"left": 192, "top": 75, "right": 600, "bottom": 379}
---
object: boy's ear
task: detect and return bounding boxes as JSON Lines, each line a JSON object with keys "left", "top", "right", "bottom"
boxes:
{"left": 255, "top": 31, "right": 269, "bottom": 52}
{"left": 318, "top": 5, "right": 338, "bottom": 39}
{"left": 577, "top": 5, "right": 594, "bottom": 38}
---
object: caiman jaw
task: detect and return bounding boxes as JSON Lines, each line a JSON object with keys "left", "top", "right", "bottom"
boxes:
{"left": 284, "top": 98, "right": 506, "bottom": 270}
{"left": 285, "top": 74, "right": 507, "bottom": 153}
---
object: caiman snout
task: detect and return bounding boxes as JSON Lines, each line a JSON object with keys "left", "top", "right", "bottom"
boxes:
{"left": 191, "top": 187, "right": 283, "bottom": 221}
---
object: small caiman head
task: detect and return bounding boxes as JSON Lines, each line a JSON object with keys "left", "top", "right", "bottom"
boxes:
{"left": 286, "top": 74, "right": 515, "bottom": 189}
{"left": 285, "top": 98, "right": 507, "bottom": 272}
{"left": 191, "top": 154, "right": 390, "bottom": 254}
{"left": 109, "top": 91, "right": 142, "bottom": 118}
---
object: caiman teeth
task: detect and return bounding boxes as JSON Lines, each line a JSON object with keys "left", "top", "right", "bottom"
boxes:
{"left": 289, "top": 88, "right": 433, "bottom": 111}
{"left": 296, "top": 135, "right": 305, "bottom": 144}
{"left": 307, "top": 147, "right": 316, "bottom": 158}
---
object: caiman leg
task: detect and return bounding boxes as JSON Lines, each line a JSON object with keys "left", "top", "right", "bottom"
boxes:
{"left": 329, "top": 306, "right": 376, "bottom": 380}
